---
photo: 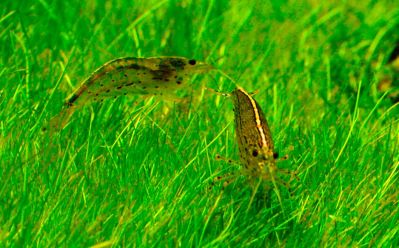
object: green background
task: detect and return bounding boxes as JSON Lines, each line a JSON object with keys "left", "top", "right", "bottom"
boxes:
{"left": 1, "top": 0, "right": 399, "bottom": 246}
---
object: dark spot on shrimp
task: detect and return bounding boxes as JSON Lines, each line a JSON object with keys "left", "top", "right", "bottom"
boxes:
{"left": 106, "top": 89, "right": 110, "bottom": 93}
{"left": 116, "top": 86, "right": 123, "bottom": 90}
{"left": 125, "top": 82, "right": 134, "bottom": 87}
{"left": 151, "top": 63, "right": 174, "bottom": 80}
{"left": 168, "top": 58, "right": 186, "bottom": 69}
{"left": 177, "top": 81, "right": 182, "bottom": 85}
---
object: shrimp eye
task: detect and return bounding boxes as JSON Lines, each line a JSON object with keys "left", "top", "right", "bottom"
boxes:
{"left": 252, "top": 150, "right": 258, "bottom": 157}
{"left": 188, "top": 59, "right": 196, "bottom": 65}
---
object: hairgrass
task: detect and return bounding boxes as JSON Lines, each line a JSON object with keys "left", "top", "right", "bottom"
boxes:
{"left": 1, "top": 0, "right": 399, "bottom": 246}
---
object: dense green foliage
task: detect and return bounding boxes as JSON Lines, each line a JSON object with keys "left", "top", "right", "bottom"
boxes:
{"left": 1, "top": 0, "right": 398, "bottom": 246}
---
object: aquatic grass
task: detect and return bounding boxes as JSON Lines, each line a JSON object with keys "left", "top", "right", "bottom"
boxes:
{"left": 1, "top": 0, "right": 399, "bottom": 246}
